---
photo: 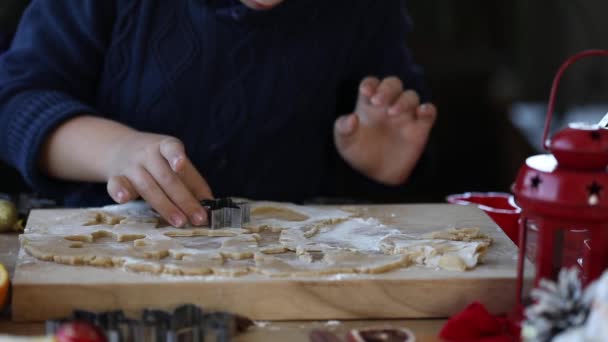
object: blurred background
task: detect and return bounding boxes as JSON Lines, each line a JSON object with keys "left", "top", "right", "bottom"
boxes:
{"left": 1, "top": 0, "right": 608, "bottom": 203}
{"left": 403, "top": 0, "right": 608, "bottom": 202}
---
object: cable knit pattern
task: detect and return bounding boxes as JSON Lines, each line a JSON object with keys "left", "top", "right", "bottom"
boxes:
{"left": 0, "top": 0, "right": 428, "bottom": 206}
{"left": 1, "top": 90, "right": 98, "bottom": 195}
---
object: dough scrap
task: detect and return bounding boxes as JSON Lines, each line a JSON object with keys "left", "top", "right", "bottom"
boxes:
{"left": 259, "top": 244, "right": 288, "bottom": 254}
{"left": 163, "top": 228, "right": 249, "bottom": 238}
{"left": 219, "top": 234, "right": 261, "bottom": 260}
{"left": 163, "top": 253, "right": 224, "bottom": 276}
{"left": 379, "top": 234, "right": 490, "bottom": 271}
{"left": 423, "top": 227, "right": 493, "bottom": 244}
{"left": 322, "top": 249, "right": 410, "bottom": 274}
{"left": 20, "top": 234, "right": 131, "bottom": 267}
{"left": 124, "top": 258, "right": 165, "bottom": 274}
{"left": 61, "top": 226, "right": 148, "bottom": 243}
{"left": 211, "top": 260, "right": 251, "bottom": 277}
{"left": 252, "top": 250, "right": 407, "bottom": 277}
{"left": 250, "top": 206, "right": 309, "bottom": 221}
{"left": 252, "top": 253, "right": 351, "bottom": 277}
{"left": 244, "top": 202, "right": 353, "bottom": 233}
{"left": 83, "top": 211, "right": 126, "bottom": 226}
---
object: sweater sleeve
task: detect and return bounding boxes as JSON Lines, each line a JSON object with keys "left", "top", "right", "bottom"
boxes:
{"left": 0, "top": 0, "right": 115, "bottom": 196}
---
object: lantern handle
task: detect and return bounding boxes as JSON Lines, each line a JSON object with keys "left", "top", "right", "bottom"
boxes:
{"left": 543, "top": 49, "right": 608, "bottom": 150}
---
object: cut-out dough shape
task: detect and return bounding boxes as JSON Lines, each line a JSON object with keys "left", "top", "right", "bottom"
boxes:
{"left": 252, "top": 253, "right": 350, "bottom": 277}
{"left": 322, "top": 249, "right": 410, "bottom": 274}
{"left": 163, "top": 253, "right": 224, "bottom": 276}
{"left": 132, "top": 237, "right": 184, "bottom": 260}
{"left": 423, "top": 227, "right": 492, "bottom": 243}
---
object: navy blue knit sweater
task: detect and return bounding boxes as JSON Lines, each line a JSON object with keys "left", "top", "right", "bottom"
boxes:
{"left": 0, "top": 0, "right": 428, "bottom": 206}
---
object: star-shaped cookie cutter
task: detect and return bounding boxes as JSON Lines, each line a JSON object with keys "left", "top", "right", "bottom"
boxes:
{"left": 200, "top": 198, "right": 250, "bottom": 229}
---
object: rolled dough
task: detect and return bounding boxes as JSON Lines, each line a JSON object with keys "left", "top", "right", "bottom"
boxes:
{"left": 20, "top": 201, "right": 492, "bottom": 276}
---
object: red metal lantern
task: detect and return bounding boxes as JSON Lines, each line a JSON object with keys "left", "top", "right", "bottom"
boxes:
{"left": 513, "top": 50, "right": 608, "bottom": 308}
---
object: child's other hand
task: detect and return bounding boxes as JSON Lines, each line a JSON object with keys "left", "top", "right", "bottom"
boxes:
{"left": 334, "top": 76, "right": 437, "bottom": 185}
{"left": 105, "top": 132, "right": 213, "bottom": 227}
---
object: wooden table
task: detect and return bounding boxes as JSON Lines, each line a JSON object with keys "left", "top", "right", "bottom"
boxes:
{"left": 1, "top": 231, "right": 446, "bottom": 341}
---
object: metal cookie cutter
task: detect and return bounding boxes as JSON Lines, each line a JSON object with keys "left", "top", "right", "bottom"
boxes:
{"left": 200, "top": 198, "right": 250, "bottom": 229}
{"left": 46, "top": 304, "right": 254, "bottom": 342}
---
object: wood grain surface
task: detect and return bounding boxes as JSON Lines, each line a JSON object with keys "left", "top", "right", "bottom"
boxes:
{"left": 11, "top": 204, "right": 521, "bottom": 322}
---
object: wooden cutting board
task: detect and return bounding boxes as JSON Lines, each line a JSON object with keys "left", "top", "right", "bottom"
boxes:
{"left": 12, "top": 204, "right": 522, "bottom": 322}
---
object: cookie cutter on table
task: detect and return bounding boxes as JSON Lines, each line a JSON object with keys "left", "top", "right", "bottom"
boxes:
{"left": 200, "top": 198, "right": 250, "bottom": 230}
{"left": 45, "top": 304, "right": 253, "bottom": 342}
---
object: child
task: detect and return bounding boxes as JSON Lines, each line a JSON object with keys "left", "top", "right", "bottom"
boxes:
{"left": 0, "top": 0, "right": 437, "bottom": 227}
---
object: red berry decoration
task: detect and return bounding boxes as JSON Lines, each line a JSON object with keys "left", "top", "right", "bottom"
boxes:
{"left": 55, "top": 321, "right": 107, "bottom": 342}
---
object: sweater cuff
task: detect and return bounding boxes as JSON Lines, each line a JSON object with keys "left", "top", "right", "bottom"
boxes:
{"left": 2, "top": 90, "right": 98, "bottom": 196}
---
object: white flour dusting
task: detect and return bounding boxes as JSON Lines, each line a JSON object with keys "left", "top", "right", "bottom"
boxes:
{"left": 314, "top": 218, "right": 401, "bottom": 251}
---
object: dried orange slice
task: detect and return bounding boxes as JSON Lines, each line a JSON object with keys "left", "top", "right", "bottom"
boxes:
{"left": 0, "top": 263, "right": 8, "bottom": 309}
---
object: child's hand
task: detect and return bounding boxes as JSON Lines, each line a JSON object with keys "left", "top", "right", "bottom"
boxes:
{"left": 334, "top": 76, "right": 437, "bottom": 185}
{"left": 105, "top": 132, "right": 213, "bottom": 227}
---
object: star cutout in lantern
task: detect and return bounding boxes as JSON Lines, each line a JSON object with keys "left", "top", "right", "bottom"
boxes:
{"left": 530, "top": 175, "right": 542, "bottom": 189}
{"left": 587, "top": 181, "right": 602, "bottom": 196}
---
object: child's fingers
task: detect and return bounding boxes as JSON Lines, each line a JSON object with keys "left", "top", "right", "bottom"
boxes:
{"left": 107, "top": 175, "right": 137, "bottom": 203}
{"left": 334, "top": 114, "right": 359, "bottom": 136}
{"left": 416, "top": 103, "right": 438, "bottom": 127}
{"left": 144, "top": 154, "right": 207, "bottom": 226}
{"left": 371, "top": 77, "right": 403, "bottom": 106}
{"left": 388, "top": 90, "right": 420, "bottom": 117}
{"left": 334, "top": 114, "right": 360, "bottom": 154}
{"left": 158, "top": 136, "right": 213, "bottom": 200}
{"left": 128, "top": 165, "right": 187, "bottom": 227}
{"left": 175, "top": 160, "right": 214, "bottom": 201}
{"left": 359, "top": 77, "right": 380, "bottom": 98}
{"left": 159, "top": 137, "right": 187, "bottom": 172}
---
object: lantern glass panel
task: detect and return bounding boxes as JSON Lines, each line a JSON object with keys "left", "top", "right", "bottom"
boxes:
{"left": 521, "top": 216, "right": 591, "bottom": 305}
{"left": 563, "top": 227, "right": 590, "bottom": 278}
{"left": 520, "top": 217, "right": 537, "bottom": 306}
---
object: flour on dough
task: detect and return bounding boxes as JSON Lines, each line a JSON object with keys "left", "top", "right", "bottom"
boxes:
{"left": 20, "top": 201, "right": 493, "bottom": 277}
{"left": 132, "top": 237, "right": 184, "bottom": 260}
